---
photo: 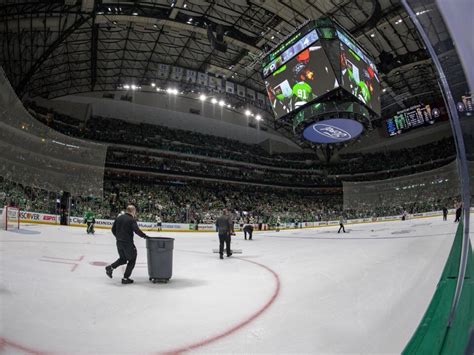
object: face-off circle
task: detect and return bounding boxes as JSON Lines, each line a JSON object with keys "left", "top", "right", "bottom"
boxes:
{"left": 303, "top": 118, "right": 364, "bottom": 143}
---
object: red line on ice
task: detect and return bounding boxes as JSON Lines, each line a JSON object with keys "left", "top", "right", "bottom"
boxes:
{"left": 161, "top": 258, "right": 281, "bottom": 355}
{"left": 0, "top": 337, "right": 48, "bottom": 354}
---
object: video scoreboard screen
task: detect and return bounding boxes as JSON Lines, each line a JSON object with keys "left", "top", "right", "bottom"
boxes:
{"left": 262, "top": 20, "right": 380, "bottom": 120}
{"left": 386, "top": 104, "right": 439, "bottom": 137}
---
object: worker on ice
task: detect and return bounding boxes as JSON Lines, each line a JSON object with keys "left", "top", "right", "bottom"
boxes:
{"left": 105, "top": 205, "right": 149, "bottom": 284}
{"left": 215, "top": 208, "right": 235, "bottom": 259}
{"left": 338, "top": 215, "right": 346, "bottom": 234}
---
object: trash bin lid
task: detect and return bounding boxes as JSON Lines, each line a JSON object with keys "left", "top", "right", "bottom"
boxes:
{"left": 148, "top": 237, "right": 174, "bottom": 241}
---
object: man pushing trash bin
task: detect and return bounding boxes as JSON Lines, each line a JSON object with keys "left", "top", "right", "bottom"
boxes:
{"left": 216, "top": 208, "right": 235, "bottom": 259}
{"left": 105, "top": 205, "right": 149, "bottom": 284}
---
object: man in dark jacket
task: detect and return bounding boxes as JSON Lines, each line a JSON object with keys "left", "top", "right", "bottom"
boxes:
{"left": 105, "top": 205, "right": 148, "bottom": 284}
{"left": 454, "top": 202, "right": 462, "bottom": 223}
{"left": 243, "top": 222, "right": 254, "bottom": 240}
{"left": 215, "top": 208, "right": 234, "bottom": 259}
{"left": 442, "top": 206, "right": 448, "bottom": 221}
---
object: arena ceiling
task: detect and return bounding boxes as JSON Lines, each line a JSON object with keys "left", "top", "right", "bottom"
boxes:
{"left": 0, "top": 0, "right": 458, "bottom": 118}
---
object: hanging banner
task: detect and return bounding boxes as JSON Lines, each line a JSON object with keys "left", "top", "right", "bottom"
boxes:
{"left": 197, "top": 72, "right": 208, "bottom": 86}
{"left": 157, "top": 64, "right": 170, "bottom": 79}
{"left": 225, "top": 81, "right": 235, "bottom": 94}
{"left": 215, "top": 77, "right": 224, "bottom": 92}
{"left": 185, "top": 69, "right": 197, "bottom": 83}
{"left": 247, "top": 88, "right": 256, "bottom": 100}
{"left": 171, "top": 66, "right": 183, "bottom": 81}
{"left": 237, "top": 85, "right": 245, "bottom": 97}
{"left": 208, "top": 76, "right": 217, "bottom": 88}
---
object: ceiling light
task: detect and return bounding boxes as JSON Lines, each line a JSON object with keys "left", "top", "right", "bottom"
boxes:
{"left": 151, "top": 83, "right": 156, "bottom": 87}
{"left": 131, "top": 85, "right": 137, "bottom": 90}
{"left": 153, "top": 24, "right": 158, "bottom": 28}
{"left": 123, "top": 85, "right": 130, "bottom": 89}
{"left": 211, "top": 98, "right": 217, "bottom": 104}
{"left": 245, "top": 110, "right": 251, "bottom": 116}
{"left": 255, "top": 114, "right": 262, "bottom": 121}
{"left": 271, "top": 35, "right": 275, "bottom": 40}
{"left": 370, "top": 33, "right": 375, "bottom": 38}
{"left": 112, "top": 21, "right": 117, "bottom": 25}
{"left": 227, "top": 104, "right": 231, "bottom": 108}
{"left": 219, "top": 100, "right": 225, "bottom": 106}
{"left": 132, "top": 12, "right": 138, "bottom": 16}
{"left": 382, "top": 88, "right": 387, "bottom": 92}
{"left": 199, "top": 94, "right": 207, "bottom": 101}
{"left": 184, "top": 3, "right": 187, "bottom": 8}
{"left": 108, "top": 7, "right": 111, "bottom": 11}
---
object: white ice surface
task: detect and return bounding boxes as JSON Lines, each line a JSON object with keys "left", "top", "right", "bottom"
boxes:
{"left": 0, "top": 217, "right": 469, "bottom": 354}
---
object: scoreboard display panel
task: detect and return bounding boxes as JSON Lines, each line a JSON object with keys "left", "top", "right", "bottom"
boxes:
{"left": 338, "top": 30, "right": 381, "bottom": 116}
{"left": 386, "top": 104, "right": 436, "bottom": 137}
{"left": 264, "top": 38, "right": 339, "bottom": 119}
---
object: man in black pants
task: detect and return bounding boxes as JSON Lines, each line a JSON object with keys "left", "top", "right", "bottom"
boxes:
{"left": 243, "top": 223, "right": 254, "bottom": 240}
{"left": 216, "top": 208, "right": 234, "bottom": 259}
{"left": 442, "top": 206, "right": 448, "bottom": 221}
{"left": 338, "top": 215, "right": 346, "bottom": 234}
{"left": 105, "top": 205, "right": 148, "bottom": 284}
{"left": 454, "top": 203, "right": 462, "bottom": 223}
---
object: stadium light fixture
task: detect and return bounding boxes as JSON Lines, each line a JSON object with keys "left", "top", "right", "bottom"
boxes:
{"left": 245, "top": 110, "right": 252, "bottom": 116}
{"left": 211, "top": 98, "right": 217, "bottom": 104}
{"left": 166, "top": 88, "right": 178, "bottom": 95}
{"left": 255, "top": 114, "right": 262, "bottom": 121}
{"left": 199, "top": 94, "right": 207, "bottom": 101}
{"left": 219, "top": 100, "right": 225, "bottom": 106}
{"left": 131, "top": 85, "right": 137, "bottom": 90}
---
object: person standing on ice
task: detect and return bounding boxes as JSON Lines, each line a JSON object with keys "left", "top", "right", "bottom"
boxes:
{"left": 454, "top": 202, "right": 462, "bottom": 222}
{"left": 84, "top": 208, "right": 96, "bottom": 235}
{"left": 338, "top": 215, "right": 346, "bottom": 234}
{"left": 105, "top": 205, "right": 149, "bottom": 284}
{"left": 215, "top": 208, "right": 234, "bottom": 259}
{"left": 442, "top": 206, "right": 448, "bottom": 221}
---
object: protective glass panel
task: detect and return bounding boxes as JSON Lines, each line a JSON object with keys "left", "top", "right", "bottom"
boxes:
{"left": 0, "top": 68, "right": 106, "bottom": 196}
{"left": 343, "top": 160, "right": 461, "bottom": 216}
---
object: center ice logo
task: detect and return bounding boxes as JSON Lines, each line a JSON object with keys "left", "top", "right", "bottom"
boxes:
{"left": 313, "top": 123, "right": 351, "bottom": 140}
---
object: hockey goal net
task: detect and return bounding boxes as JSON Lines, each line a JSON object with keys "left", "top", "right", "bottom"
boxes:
{"left": 1, "top": 206, "right": 20, "bottom": 230}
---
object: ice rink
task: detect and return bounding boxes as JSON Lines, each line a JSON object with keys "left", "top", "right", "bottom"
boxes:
{"left": 0, "top": 216, "right": 468, "bottom": 354}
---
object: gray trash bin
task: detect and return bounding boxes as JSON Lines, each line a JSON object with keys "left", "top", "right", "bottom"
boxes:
{"left": 146, "top": 237, "right": 174, "bottom": 283}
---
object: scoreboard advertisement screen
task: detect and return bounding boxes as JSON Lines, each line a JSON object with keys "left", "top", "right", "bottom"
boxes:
{"left": 264, "top": 39, "right": 339, "bottom": 120}
{"left": 338, "top": 31, "right": 381, "bottom": 116}
{"left": 386, "top": 104, "right": 437, "bottom": 137}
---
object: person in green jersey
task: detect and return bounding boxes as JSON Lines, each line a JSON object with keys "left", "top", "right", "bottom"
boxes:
{"left": 84, "top": 208, "right": 96, "bottom": 234}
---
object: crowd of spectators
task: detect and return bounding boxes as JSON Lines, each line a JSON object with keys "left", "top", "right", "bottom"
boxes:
{"left": 26, "top": 105, "right": 458, "bottom": 182}
{"left": 2, "top": 104, "right": 464, "bottom": 225}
